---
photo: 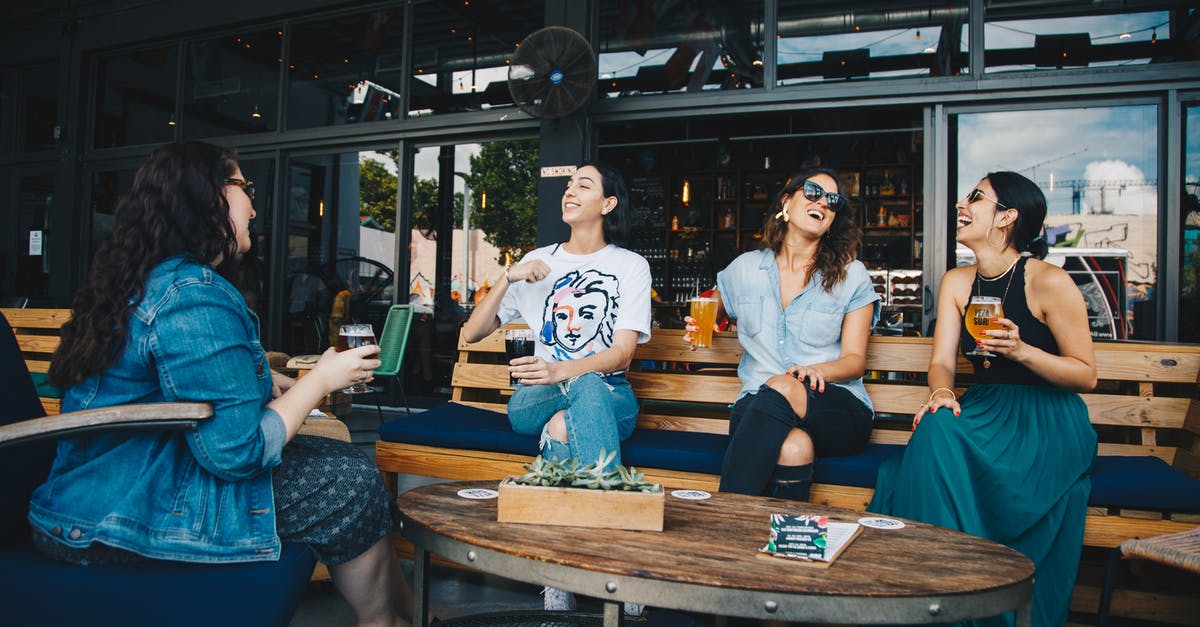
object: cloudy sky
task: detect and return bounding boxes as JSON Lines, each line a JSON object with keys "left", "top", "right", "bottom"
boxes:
{"left": 957, "top": 106, "right": 1158, "bottom": 216}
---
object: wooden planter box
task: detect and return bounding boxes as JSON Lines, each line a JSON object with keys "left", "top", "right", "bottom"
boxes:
{"left": 496, "top": 478, "right": 665, "bottom": 531}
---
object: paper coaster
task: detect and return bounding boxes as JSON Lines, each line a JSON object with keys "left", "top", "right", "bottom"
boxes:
{"left": 858, "top": 516, "right": 905, "bottom": 530}
{"left": 456, "top": 488, "right": 499, "bottom": 500}
{"left": 670, "top": 489, "right": 712, "bottom": 500}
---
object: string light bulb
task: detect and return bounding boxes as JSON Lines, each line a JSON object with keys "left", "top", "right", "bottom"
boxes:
{"left": 481, "top": 191, "right": 487, "bottom": 209}
{"left": 251, "top": 104, "right": 262, "bottom": 119}
{"left": 1151, "top": 28, "right": 1157, "bottom": 44}
{"left": 167, "top": 113, "right": 176, "bottom": 126}
{"left": 682, "top": 179, "right": 690, "bottom": 206}
{"left": 916, "top": 29, "right": 921, "bottom": 41}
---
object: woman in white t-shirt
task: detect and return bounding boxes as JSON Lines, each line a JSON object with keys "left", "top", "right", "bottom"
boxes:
{"left": 462, "top": 162, "right": 652, "bottom": 472}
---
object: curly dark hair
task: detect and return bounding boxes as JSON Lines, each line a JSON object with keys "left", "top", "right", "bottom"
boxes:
{"left": 759, "top": 168, "right": 862, "bottom": 292}
{"left": 49, "top": 141, "right": 240, "bottom": 388}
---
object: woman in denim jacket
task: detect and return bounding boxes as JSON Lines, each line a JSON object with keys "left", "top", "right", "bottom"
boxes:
{"left": 32, "top": 142, "right": 413, "bottom": 627}
{"left": 714, "top": 168, "right": 880, "bottom": 502}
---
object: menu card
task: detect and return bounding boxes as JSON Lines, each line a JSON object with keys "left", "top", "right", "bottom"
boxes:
{"left": 760, "top": 514, "right": 861, "bottom": 566}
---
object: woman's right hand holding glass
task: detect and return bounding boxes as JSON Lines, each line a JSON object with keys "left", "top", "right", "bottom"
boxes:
{"left": 312, "top": 345, "right": 382, "bottom": 394}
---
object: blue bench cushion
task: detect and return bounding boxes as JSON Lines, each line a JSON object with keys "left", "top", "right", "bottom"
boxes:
{"left": 0, "top": 540, "right": 315, "bottom": 626}
{"left": 1090, "top": 456, "right": 1200, "bottom": 513}
{"left": 381, "top": 403, "right": 1200, "bottom": 513}
{"left": 379, "top": 402, "right": 539, "bottom": 457}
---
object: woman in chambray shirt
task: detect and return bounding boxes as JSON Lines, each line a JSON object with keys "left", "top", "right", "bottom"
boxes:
{"left": 714, "top": 168, "right": 880, "bottom": 502}
{"left": 31, "top": 142, "right": 413, "bottom": 626}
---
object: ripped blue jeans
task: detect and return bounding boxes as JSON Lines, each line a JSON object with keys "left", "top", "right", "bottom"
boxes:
{"left": 507, "top": 372, "right": 638, "bottom": 470}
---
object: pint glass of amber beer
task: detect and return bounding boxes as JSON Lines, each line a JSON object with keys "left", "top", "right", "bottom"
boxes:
{"left": 336, "top": 323, "right": 377, "bottom": 393}
{"left": 964, "top": 296, "right": 1004, "bottom": 357}
{"left": 689, "top": 297, "right": 718, "bottom": 349}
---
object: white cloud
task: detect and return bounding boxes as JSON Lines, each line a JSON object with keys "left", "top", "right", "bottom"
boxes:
{"left": 1080, "top": 160, "right": 1157, "bottom": 215}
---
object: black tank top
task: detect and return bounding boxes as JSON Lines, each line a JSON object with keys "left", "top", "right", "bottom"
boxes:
{"left": 958, "top": 256, "right": 1058, "bottom": 385}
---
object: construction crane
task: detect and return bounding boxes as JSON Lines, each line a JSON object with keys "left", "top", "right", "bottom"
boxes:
{"left": 1034, "top": 178, "right": 1157, "bottom": 215}
{"left": 1018, "top": 148, "right": 1089, "bottom": 183}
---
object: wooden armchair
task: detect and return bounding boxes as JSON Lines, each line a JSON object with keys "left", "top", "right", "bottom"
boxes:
{"left": 0, "top": 316, "right": 317, "bottom": 627}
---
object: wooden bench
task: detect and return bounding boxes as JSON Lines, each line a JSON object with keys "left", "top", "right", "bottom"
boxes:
{"left": 1, "top": 308, "right": 71, "bottom": 416}
{"left": 377, "top": 326, "right": 1200, "bottom": 623}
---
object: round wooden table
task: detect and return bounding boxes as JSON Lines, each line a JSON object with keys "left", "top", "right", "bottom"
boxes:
{"left": 398, "top": 481, "right": 1033, "bottom": 626}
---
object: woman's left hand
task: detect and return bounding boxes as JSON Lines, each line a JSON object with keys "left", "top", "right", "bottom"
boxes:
{"left": 270, "top": 370, "right": 297, "bottom": 399}
{"left": 509, "top": 355, "right": 560, "bottom": 386}
{"left": 981, "top": 317, "right": 1025, "bottom": 360}
{"left": 785, "top": 364, "right": 826, "bottom": 393}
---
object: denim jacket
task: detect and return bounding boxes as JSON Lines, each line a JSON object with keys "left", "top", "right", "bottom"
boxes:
{"left": 717, "top": 249, "right": 881, "bottom": 412}
{"left": 28, "top": 257, "right": 288, "bottom": 562}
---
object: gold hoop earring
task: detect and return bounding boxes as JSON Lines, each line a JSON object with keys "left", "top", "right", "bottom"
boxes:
{"left": 985, "top": 225, "right": 1008, "bottom": 249}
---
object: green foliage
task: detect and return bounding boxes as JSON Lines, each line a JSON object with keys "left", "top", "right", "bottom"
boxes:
{"left": 358, "top": 150, "right": 462, "bottom": 234}
{"left": 465, "top": 139, "right": 539, "bottom": 260}
{"left": 513, "top": 449, "right": 660, "bottom": 493}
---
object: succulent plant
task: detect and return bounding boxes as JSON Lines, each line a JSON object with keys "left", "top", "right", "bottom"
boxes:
{"left": 513, "top": 449, "right": 660, "bottom": 493}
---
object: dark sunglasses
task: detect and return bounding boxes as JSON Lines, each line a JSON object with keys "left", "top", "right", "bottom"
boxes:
{"left": 225, "top": 178, "right": 256, "bottom": 202}
{"left": 799, "top": 179, "right": 845, "bottom": 211}
{"left": 965, "top": 188, "right": 1007, "bottom": 209}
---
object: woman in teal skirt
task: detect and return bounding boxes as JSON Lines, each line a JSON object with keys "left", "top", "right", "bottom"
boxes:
{"left": 870, "top": 171, "right": 1098, "bottom": 626}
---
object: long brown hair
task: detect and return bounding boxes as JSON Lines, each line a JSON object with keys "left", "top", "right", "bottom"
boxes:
{"left": 49, "top": 142, "right": 240, "bottom": 388}
{"left": 759, "top": 168, "right": 862, "bottom": 292}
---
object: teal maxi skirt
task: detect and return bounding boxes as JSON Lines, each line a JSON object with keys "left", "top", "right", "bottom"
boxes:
{"left": 869, "top": 384, "right": 1097, "bottom": 627}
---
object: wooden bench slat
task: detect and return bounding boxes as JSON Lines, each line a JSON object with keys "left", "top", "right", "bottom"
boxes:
{"left": 14, "top": 335, "right": 60, "bottom": 354}
{"left": 1, "top": 308, "right": 71, "bottom": 329}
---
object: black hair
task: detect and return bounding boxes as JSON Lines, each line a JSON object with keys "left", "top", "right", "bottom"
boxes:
{"left": 50, "top": 141, "right": 240, "bottom": 388}
{"left": 986, "top": 171, "right": 1049, "bottom": 260}
{"left": 580, "top": 161, "right": 629, "bottom": 247}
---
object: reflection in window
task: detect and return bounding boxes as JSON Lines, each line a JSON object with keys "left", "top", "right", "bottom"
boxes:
{"left": 15, "top": 63, "right": 59, "bottom": 153}
{"left": 94, "top": 46, "right": 177, "bottom": 148}
{"left": 89, "top": 168, "right": 136, "bottom": 258}
{"left": 776, "top": 1, "right": 968, "bottom": 85}
{"left": 956, "top": 105, "right": 1158, "bottom": 340}
{"left": 1182, "top": 104, "right": 1199, "bottom": 343}
{"left": 408, "top": 1, "right": 544, "bottom": 116}
{"left": 597, "top": 0, "right": 764, "bottom": 97}
{"left": 983, "top": 3, "right": 1185, "bottom": 73}
{"left": 183, "top": 29, "right": 281, "bottom": 138}
{"left": 288, "top": 10, "right": 405, "bottom": 129}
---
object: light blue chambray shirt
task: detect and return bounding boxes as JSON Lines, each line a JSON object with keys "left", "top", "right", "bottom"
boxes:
{"left": 716, "top": 249, "right": 881, "bottom": 412}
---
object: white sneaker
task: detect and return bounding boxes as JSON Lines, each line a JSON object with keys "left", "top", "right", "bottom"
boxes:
{"left": 623, "top": 602, "right": 645, "bottom": 617}
{"left": 542, "top": 586, "right": 577, "bottom": 611}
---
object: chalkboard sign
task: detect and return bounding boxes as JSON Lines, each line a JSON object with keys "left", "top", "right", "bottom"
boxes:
{"left": 628, "top": 176, "right": 667, "bottom": 231}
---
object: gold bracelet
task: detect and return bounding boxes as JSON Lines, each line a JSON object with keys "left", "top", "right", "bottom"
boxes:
{"left": 927, "top": 387, "right": 956, "bottom": 405}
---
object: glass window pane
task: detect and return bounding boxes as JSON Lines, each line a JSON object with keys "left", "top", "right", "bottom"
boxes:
{"left": 408, "top": 1, "right": 544, "bottom": 117}
{"left": 183, "top": 28, "right": 281, "bottom": 138}
{"left": 984, "top": 1, "right": 1187, "bottom": 74}
{"left": 955, "top": 105, "right": 1159, "bottom": 340}
{"left": 89, "top": 167, "right": 137, "bottom": 259}
{"left": 1181, "top": 103, "right": 1199, "bottom": 343}
{"left": 283, "top": 150, "right": 398, "bottom": 355}
{"left": 223, "top": 157, "right": 275, "bottom": 326}
{"left": 10, "top": 174, "right": 54, "bottom": 300}
{"left": 94, "top": 46, "right": 177, "bottom": 148}
{"left": 597, "top": 0, "right": 764, "bottom": 97}
{"left": 776, "top": 1, "right": 968, "bottom": 86}
{"left": 19, "top": 63, "right": 59, "bottom": 153}
{"left": 288, "top": 10, "right": 405, "bottom": 129}
{"left": 0, "top": 74, "right": 12, "bottom": 154}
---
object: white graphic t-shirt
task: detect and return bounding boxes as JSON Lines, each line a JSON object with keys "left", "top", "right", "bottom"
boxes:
{"left": 497, "top": 243, "right": 652, "bottom": 369}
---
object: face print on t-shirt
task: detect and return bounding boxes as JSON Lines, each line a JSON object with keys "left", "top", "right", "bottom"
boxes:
{"left": 540, "top": 269, "right": 620, "bottom": 360}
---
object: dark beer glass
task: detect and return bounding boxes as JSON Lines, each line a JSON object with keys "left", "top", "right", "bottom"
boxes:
{"left": 336, "top": 323, "right": 376, "bottom": 393}
{"left": 504, "top": 328, "right": 535, "bottom": 386}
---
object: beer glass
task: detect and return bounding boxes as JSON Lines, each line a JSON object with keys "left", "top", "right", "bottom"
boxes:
{"left": 504, "top": 329, "right": 535, "bottom": 386}
{"left": 964, "top": 296, "right": 1004, "bottom": 358}
{"left": 336, "top": 323, "right": 377, "bottom": 393}
{"left": 689, "top": 297, "right": 718, "bottom": 349}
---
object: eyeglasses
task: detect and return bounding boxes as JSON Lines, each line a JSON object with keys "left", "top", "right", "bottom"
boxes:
{"left": 799, "top": 180, "right": 845, "bottom": 211}
{"left": 224, "top": 178, "right": 255, "bottom": 202}
{"left": 965, "top": 188, "right": 1007, "bottom": 209}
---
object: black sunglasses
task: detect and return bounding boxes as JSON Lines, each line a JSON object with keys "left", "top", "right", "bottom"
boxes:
{"left": 966, "top": 188, "right": 1007, "bottom": 209}
{"left": 799, "top": 179, "right": 846, "bottom": 211}
{"left": 225, "top": 178, "right": 256, "bottom": 202}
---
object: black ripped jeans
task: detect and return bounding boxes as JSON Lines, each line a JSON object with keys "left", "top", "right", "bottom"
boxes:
{"left": 719, "top": 383, "right": 873, "bottom": 497}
